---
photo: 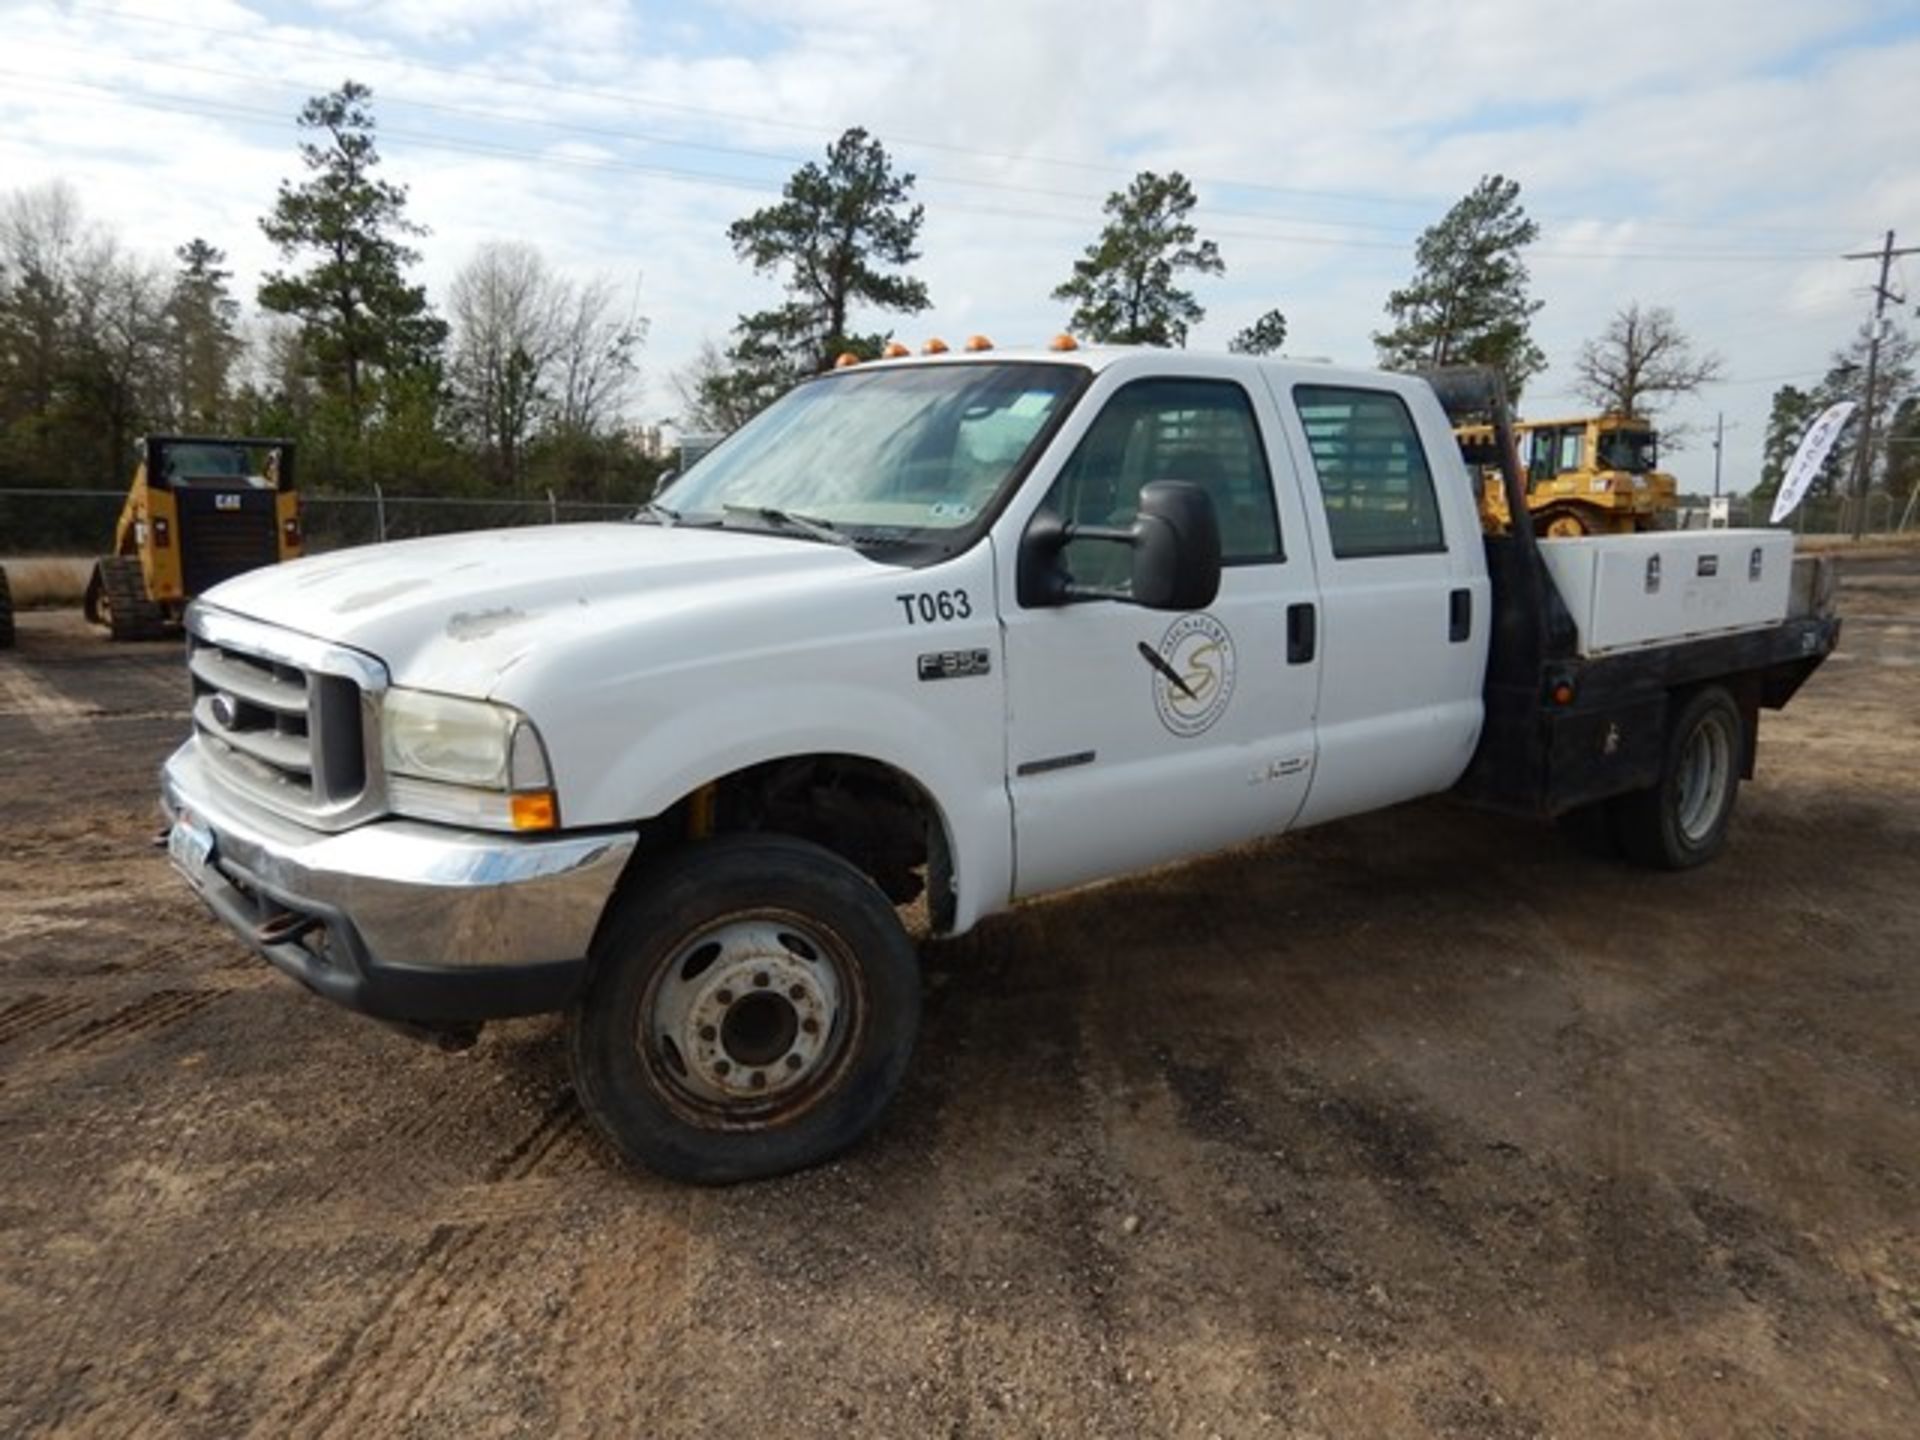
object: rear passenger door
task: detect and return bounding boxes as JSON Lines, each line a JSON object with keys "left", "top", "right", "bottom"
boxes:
{"left": 1272, "top": 382, "right": 1487, "bottom": 826}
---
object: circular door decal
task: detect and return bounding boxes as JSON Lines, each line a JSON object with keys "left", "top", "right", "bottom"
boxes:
{"left": 1152, "top": 613, "right": 1237, "bottom": 737}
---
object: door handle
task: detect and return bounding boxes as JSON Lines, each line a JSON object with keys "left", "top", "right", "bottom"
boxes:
{"left": 1286, "top": 602, "right": 1316, "bottom": 664}
{"left": 1449, "top": 587, "right": 1472, "bottom": 643}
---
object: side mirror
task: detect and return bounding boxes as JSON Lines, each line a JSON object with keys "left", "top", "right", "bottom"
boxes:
{"left": 1129, "top": 481, "right": 1222, "bottom": 610}
{"left": 1017, "top": 480, "right": 1222, "bottom": 611}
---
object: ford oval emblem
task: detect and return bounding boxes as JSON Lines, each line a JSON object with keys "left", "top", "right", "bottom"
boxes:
{"left": 210, "top": 692, "right": 241, "bottom": 728}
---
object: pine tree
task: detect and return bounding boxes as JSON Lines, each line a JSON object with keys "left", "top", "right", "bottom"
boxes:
{"left": 1052, "top": 171, "right": 1222, "bottom": 347}
{"left": 165, "top": 238, "right": 242, "bottom": 430}
{"left": 1228, "top": 308, "right": 1288, "bottom": 356}
{"left": 1375, "top": 174, "right": 1545, "bottom": 400}
{"left": 258, "top": 81, "right": 446, "bottom": 449}
{"left": 719, "top": 126, "right": 929, "bottom": 395}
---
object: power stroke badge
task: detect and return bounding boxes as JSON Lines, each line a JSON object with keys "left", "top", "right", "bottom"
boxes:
{"left": 1146, "top": 612, "right": 1236, "bottom": 737}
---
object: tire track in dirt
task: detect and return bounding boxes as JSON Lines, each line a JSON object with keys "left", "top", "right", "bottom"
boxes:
{"left": 0, "top": 993, "right": 91, "bottom": 1046}
{"left": 903, "top": 905, "right": 1150, "bottom": 1437}
{"left": 44, "top": 988, "right": 223, "bottom": 1053}
{"left": 262, "top": 1088, "right": 588, "bottom": 1439}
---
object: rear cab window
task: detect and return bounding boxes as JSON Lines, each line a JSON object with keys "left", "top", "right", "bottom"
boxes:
{"left": 1292, "top": 385, "right": 1446, "bottom": 559}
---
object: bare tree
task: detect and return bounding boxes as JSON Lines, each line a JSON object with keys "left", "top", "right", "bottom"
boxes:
{"left": 68, "top": 247, "right": 171, "bottom": 476}
{"left": 2, "top": 184, "right": 169, "bottom": 480}
{"left": 448, "top": 240, "right": 563, "bottom": 487}
{"left": 0, "top": 182, "right": 89, "bottom": 424}
{"left": 552, "top": 273, "right": 644, "bottom": 438}
{"left": 672, "top": 338, "right": 774, "bottom": 435}
{"left": 1573, "top": 303, "right": 1724, "bottom": 417}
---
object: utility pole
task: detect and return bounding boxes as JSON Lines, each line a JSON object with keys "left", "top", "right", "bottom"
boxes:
{"left": 1720, "top": 408, "right": 1735, "bottom": 499}
{"left": 1842, "top": 230, "right": 1919, "bottom": 539}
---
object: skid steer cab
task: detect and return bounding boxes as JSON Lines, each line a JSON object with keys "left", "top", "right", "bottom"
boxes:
{"left": 86, "top": 436, "right": 300, "bottom": 641}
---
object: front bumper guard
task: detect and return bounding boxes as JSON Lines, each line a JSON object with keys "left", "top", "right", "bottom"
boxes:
{"left": 160, "top": 741, "right": 636, "bottom": 1024}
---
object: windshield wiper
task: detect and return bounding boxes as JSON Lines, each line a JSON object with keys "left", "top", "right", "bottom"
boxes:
{"left": 721, "top": 503, "right": 854, "bottom": 547}
{"left": 636, "top": 500, "right": 681, "bottom": 526}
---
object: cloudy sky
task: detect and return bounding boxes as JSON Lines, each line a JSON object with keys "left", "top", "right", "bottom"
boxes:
{"left": 3, "top": 0, "right": 1917, "bottom": 492}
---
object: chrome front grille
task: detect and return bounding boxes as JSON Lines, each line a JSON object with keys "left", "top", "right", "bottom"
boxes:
{"left": 185, "top": 607, "right": 387, "bottom": 830}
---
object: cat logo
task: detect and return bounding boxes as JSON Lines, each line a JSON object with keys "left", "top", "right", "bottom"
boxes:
{"left": 1147, "top": 613, "right": 1236, "bottom": 738}
{"left": 214, "top": 493, "right": 242, "bottom": 511}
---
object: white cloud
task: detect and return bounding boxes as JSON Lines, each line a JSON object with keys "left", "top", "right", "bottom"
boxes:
{"left": 2, "top": 0, "right": 1915, "bottom": 491}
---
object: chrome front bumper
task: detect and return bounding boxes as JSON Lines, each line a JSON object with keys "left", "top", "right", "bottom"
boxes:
{"left": 161, "top": 739, "right": 636, "bottom": 1022}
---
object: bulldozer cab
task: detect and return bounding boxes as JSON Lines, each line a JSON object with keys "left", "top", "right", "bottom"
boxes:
{"left": 1461, "top": 414, "right": 1676, "bottom": 539}
{"left": 85, "top": 435, "right": 301, "bottom": 640}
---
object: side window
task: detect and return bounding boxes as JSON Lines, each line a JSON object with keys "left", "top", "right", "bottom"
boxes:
{"left": 1527, "top": 428, "right": 1557, "bottom": 485}
{"left": 1042, "top": 378, "right": 1282, "bottom": 587}
{"left": 1559, "top": 430, "right": 1584, "bottom": 474}
{"left": 1293, "top": 385, "right": 1446, "bottom": 559}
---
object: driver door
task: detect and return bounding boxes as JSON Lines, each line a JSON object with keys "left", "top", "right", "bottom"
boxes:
{"left": 999, "top": 373, "right": 1322, "bottom": 899}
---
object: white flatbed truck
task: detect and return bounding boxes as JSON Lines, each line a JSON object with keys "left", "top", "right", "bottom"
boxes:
{"left": 160, "top": 349, "right": 1837, "bottom": 1181}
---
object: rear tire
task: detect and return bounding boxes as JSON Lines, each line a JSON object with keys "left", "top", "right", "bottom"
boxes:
{"left": 569, "top": 834, "right": 921, "bottom": 1184}
{"left": 1614, "top": 686, "right": 1743, "bottom": 870}
{"left": 93, "top": 556, "right": 168, "bottom": 641}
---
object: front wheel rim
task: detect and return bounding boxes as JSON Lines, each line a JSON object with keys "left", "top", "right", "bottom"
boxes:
{"left": 639, "top": 910, "right": 862, "bottom": 1130}
{"left": 1675, "top": 712, "right": 1735, "bottom": 845}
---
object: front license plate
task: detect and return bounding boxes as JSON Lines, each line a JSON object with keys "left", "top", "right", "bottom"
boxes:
{"left": 168, "top": 813, "right": 215, "bottom": 880}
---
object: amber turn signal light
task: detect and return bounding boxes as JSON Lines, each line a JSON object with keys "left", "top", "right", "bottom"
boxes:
{"left": 510, "top": 790, "right": 559, "bottom": 831}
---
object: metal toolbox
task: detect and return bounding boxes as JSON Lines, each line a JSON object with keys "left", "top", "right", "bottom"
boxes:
{"left": 1538, "top": 530, "right": 1794, "bottom": 656}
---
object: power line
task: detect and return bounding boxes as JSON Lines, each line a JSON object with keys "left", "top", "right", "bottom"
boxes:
{"left": 0, "top": 70, "right": 1847, "bottom": 265}
{"left": 43, "top": 1, "right": 1870, "bottom": 242}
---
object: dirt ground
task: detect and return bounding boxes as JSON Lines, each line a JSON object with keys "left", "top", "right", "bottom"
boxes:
{"left": 1, "top": 555, "right": 1917, "bottom": 1439}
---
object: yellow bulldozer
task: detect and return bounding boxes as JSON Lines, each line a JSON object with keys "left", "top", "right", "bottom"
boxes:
{"left": 1456, "top": 413, "right": 1677, "bottom": 538}
{"left": 84, "top": 435, "right": 301, "bottom": 640}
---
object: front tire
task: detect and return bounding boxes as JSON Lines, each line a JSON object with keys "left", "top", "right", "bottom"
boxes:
{"left": 1614, "top": 686, "right": 1743, "bottom": 870}
{"left": 569, "top": 834, "right": 921, "bottom": 1184}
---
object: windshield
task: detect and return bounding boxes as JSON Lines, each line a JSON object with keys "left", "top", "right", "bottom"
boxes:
{"left": 162, "top": 443, "right": 258, "bottom": 482}
{"left": 1597, "top": 428, "right": 1657, "bottom": 473}
{"left": 658, "top": 362, "right": 1085, "bottom": 541}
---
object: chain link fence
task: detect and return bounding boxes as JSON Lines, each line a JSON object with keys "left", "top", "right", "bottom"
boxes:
{"left": 1, "top": 485, "right": 643, "bottom": 557}
{"left": 4, "top": 484, "right": 1913, "bottom": 560}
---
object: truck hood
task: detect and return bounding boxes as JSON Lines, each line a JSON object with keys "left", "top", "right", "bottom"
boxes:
{"left": 199, "top": 522, "right": 883, "bottom": 694}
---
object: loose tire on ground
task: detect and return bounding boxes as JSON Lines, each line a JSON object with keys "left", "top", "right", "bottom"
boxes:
{"left": 1614, "top": 685, "right": 1743, "bottom": 870}
{"left": 0, "top": 567, "right": 13, "bottom": 649}
{"left": 91, "top": 556, "right": 168, "bottom": 641}
{"left": 569, "top": 833, "right": 922, "bottom": 1184}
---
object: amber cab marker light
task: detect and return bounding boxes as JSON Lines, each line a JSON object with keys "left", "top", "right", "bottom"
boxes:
{"left": 921, "top": 337, "right": 950, "bottom": 355}
{"left": 964, "top": 334, "right": 993, "bottom": 352}
{"left": 1049, "top": 333, "right": 1079, "bottom": 352}
{"left": 882, "top": 341, "right": 911, "bottom": 358}
{"left": 834, "top": 352, "right": 861, "bottom": 368}
{"left": 510, "top": 790, "right": 559, "bottom": 831}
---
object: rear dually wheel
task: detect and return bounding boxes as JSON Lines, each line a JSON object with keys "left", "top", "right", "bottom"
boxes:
{"left": 1614, "top": 685, "right": 1744, "bottom": 870}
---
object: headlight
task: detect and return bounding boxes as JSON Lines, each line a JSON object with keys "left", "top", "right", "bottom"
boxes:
{"left": 380, "top": 688, "right": 556, "bottom": 831}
